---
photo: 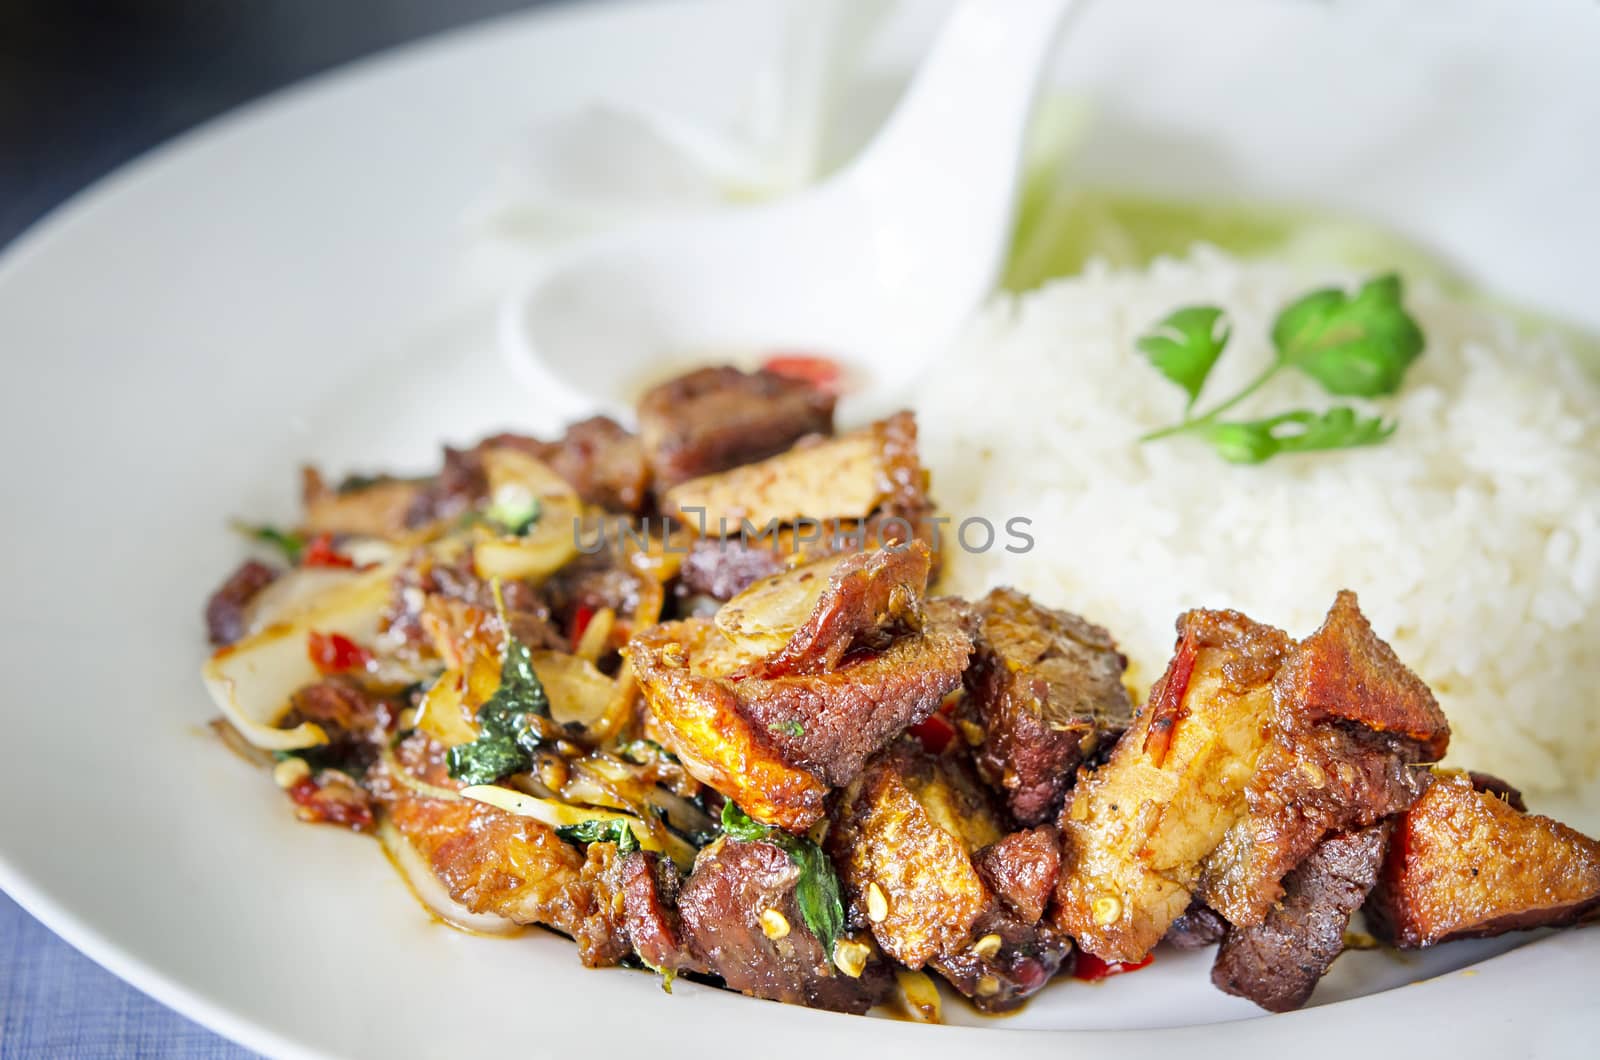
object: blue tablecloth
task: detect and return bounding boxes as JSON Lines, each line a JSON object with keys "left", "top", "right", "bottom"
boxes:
{"left": 0, "top": 891, "right": 255, "bottom": 1058}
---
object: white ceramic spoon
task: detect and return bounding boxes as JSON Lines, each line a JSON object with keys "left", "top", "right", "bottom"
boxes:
{"left": 500, "top": 0, "right": 1076, "bottom": 419}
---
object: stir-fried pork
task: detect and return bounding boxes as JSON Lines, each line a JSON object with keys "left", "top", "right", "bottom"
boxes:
{"left": 963, "top": 587, "right": 1133, "bottom": 825}
{"left": 1366, "top": 771, "right": 1600, "bottom": 947}
{"left": 1211, "top": 823, "right": 1390, "bottom": 1012}
{"left": 628, "top": 543, "right": 974, "bottom": 830}
{"left": 638, "top": 366, "right": 835, "bottom": 491}
{"left": 830, "top": 742, "right": 1069, "bottom": 1011}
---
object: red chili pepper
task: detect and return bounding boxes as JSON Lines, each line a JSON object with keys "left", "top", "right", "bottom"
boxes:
{"left": 301, "top": 533, "right": 356, "bottom": 569}
{"left": 762, "top": 353, "right": 844, "bottom": 394}
{"left": 1072, "top": 951, "right": 1155, "bottom": 982}
{"left": 570, "top": 605, "right": 597, "bottom": 651}
{"left": 287, "top": 777, "right": 373, "bottom": 830}
{"left": 910, "top": 712, "right": 957, "bottom": 755}
{"left": 307, "top": 631, "right": 373, "bottom": 675}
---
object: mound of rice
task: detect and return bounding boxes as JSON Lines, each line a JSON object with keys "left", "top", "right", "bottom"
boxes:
{"left": 915, "top": 247, "right": 1600, "bottom": 791}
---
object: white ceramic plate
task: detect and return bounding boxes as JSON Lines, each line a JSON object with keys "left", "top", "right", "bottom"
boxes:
{"left": 1, "top": 1, "right": 1597, "bottom": 1057}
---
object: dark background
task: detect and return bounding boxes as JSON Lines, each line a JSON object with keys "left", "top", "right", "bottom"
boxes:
{"left": 0, "top": 0, "right": 564, "bottom": 250}
{"left": 0, "top": 4, "right": 566, "bottom": 1055}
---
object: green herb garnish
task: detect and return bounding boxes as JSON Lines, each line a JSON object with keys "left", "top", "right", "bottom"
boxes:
{"left": 232, "top": 521, "right": 306, "bottom": 564}
{"left": 1139, "top": 273, "right": 1423, "bottom": 464}
{"left": 556, "top": 817, "right": 640, "bottom": 854}
{"left": 720, "top": 802, "right": 845, "bottom": 960}
{"left": 767, "top": 720, "right": 806, "bottom": 738}
{"left": 485, "top": 490, "right": 542, "bottom": 537}
{"left": 445, "top": 580, "right": 550, "bottom": 785}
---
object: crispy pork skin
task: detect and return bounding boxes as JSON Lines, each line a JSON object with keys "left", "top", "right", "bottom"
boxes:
{"left": 678, "top": 837, "right": 892, "bottom": 1013}
{"left": 1054, "top": 609, "right": 1291, "bottom": 962}
{"left": 375, "top": 736, "right": 590, "bottom": 936}
{"left": 628, "top": 546, "right": 974, "bottom": 830}
{"left": 963, "top": 587, "right": 1133, "bottom": 824}
{"left": 1198, "top": 592, "right": 1445, "bottom": 928}
{"left": 1366, "top": 772, "right": 1600, "bottom": 947}
{"left": 830, "top": 742, "right": 1068, "bottom": 1011}
{"left": 661, "top": 411, "right": 925, "bottom": 533}
{"left": 1211, "top": 823, "right": 1390, "bottom": 1012}
{"left": 638, "top": 366, "right": 835, "bottom": 491}
{"left": 1055, "top": 592, "right": 1443, "bottom": 962}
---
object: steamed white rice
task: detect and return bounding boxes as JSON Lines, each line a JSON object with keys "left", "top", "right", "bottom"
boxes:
{"left": 916, "top": 247, "right": 1600, "bottom": 791}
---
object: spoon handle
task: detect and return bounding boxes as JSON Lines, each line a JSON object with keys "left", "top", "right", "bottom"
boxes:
{"left": 844, "top": 0, "right": 1075, "bottom": 192}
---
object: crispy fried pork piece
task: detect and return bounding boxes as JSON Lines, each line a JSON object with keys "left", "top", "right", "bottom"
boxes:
{"left": 638, "top": 366, "right": 835, "bottom": 491}
{"left": 1366, "top": 772, "right": 1600, "bottom": 948}
{"left": 963, "top": 587, "right": 1133, "bottom": 825}
{"left": 381, "top": 550, "right": 563, "bottom": 660}
{"left": 280, "top": 676, "right": 395, "bottom": 754}
{"left": 974, "top": 826, "right": 1061, "bottom": 925}
{"left": 373, "top": 734, "right": 592, "bottom": 935}
{"left": 628, "top": 545, "right": 974, "bottom": 830}
{"left": 301, "top": 467, "right": 428, "bottom": 539}
{"left": 205, "top": 559, "right": 279, "bottom": 646}
{"left": 1054, "top": 609, "right": 1292, "bottom": 962}
{"left": 677, "top": 836, "right": 893, "bottom": 1013}
{"left": 577, "top": 845, "right": 701, "bottom": 972}
{"left": 1165, "top": 902, "right": 1227, "bottom": 950}
{"left": 747, "top": 542, "right": 928, "bottom": 679}
{"left": 661, "top": 411, "right": 926, "bottom": 534}
{"left": 1055, "top": 592, "right": 1445, "bottom": 962}
{"left": 1274, "top": 591, "right": 1449, "bottom": 759}
{"left": 1212, "top": 823, "right": 1390, "bottom": 1012}
{"left": 830, "top": 743, "right": 1069, "bottom": 1011}
{"left": 1198, "top": 722, "right": 1430, "bottom": 929}
{"left": 1466, "top": 771, "right": 1527, "bottom": 812}
{"left": 1198, "top": 592, "right": 1445, "bottom": 928}
{"left": 485, "top": 416, "right": 649, "bottom": 514}
{"left": 679, "top": 536, "right": 791, "bottom": 601}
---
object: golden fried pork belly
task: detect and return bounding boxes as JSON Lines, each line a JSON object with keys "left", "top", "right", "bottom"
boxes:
{"left": 1054, "top": 592, "right": 1446, "bottom": 962}
{"left": 830, "top": 742, "right": 1068, "bottom": 1011}
{"left": 627, "top": 543, "right": 974, "bottom": 830}
{"left": 1366, "top": 771, "right": 1600, "bottom": 948}
{"left": 374, "top": 737, "right": 591, "bottom": 938}
{"left": 661, "top": 411, "right": 926, "bottom": 534}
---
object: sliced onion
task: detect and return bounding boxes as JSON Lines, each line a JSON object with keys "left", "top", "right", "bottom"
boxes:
{"left": 715, "top": 552, "right": 847, "bottom": 654}
{"left": 414, "top": 669, "right": 478, "bottom": 748}
{"left": 379, "top": 745, "right": 462, "bottom": 802}
{"left": 201, "top": 562, "right": 396, "bottom": 750}
{"left": 244, "top": 568, "right": 361, "bottom": 636}
{"left": 472, "top": 512, "right": 580, "bottom": 583}
{"left": 461, "top": 784, "right": 696, "bottom": 869}
{"left": 376, "top": 818, "right": 524, "bottom": 937}
{"left": 533, "top": 650, "right": 616, "bottom": 730}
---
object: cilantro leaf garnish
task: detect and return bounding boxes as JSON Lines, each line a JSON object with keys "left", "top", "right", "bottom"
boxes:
{"left": 1138, "top": 273, "right": 1423, "bottom": 464}
{"left": 1204, "top": 407, "right": 1395, "bottom": 465}
{"left": 1135, "top": 305, "right": 1230, "bottom": 409}
{"left": 719, "top": 802, "right": 845, "bottom": 960}
{"left": 1273, "top": 274, "right": 1424, "bottom": 396}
